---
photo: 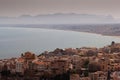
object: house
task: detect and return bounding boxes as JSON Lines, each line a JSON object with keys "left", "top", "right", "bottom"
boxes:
{"left": 50, "top": 59, "right": 69, "bottom": 75}
{"left": 15, "top": 58, "right": 25, "bottom": 75}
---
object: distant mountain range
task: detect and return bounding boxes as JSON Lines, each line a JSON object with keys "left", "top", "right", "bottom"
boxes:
{"left": 0, "top": 13, "right": 119, "bottom": 24}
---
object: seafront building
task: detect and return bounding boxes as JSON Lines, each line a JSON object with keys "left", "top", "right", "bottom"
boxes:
{"left": 1, "top": 42, "right": 120, "bottom": 80}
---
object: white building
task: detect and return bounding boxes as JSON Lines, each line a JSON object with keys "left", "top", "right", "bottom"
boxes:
{"left": 15, "top": 58, "right": 25, "bottom": 74}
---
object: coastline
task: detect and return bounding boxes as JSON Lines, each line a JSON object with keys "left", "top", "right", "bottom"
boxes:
{"left": 1, "top": 26, "right": 120, "bottom": 37}
{"left": 47, "top": 29, "right": 120, "bottom": 38}
{"left": 1, "top": 23, "right": 120, "bottom": 37}
{"left": 31, "top": 27, "right": 120, "bottom": 38}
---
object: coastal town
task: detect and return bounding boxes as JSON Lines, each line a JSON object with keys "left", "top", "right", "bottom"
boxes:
{"left": 1, "top": 41, "right": 120, "bottom": 80}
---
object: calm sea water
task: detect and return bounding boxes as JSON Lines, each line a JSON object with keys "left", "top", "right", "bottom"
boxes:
{"left": 0, "top": 27, "right": 120, "bottom": 59}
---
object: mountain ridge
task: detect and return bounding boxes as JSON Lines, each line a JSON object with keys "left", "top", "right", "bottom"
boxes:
{"left": 0, "top": 13, "right": 118, "bottom": 24}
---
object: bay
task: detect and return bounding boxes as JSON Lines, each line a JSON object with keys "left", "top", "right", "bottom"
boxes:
{"left": 0, "top": 27, "right": 120, "bottom": 59}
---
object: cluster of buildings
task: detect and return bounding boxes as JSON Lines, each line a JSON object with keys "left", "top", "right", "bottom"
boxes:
{"left": 0, "top": 42, "right": 120, "bottom": 80}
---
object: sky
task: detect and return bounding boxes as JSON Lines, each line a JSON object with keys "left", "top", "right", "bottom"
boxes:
{"left": 0, "top": 0, "right": 120, "bottom": 18}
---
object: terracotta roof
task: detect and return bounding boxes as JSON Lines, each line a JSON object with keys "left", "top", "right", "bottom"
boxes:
{"left": 17, "top": 58, "right": 24, "bottom": 62}
{"left": 34, "top": 61, "right": 45, "bottom": 65}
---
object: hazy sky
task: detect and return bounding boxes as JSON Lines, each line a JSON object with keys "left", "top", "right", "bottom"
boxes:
{"left": 0, "top": 0, "right": 120, "bottom": 18}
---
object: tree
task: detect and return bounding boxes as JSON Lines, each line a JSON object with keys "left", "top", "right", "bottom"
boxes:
{"left": 82, "top": 59, "right": 90, "bottom": 77}
{"left": 111, "top": 41, "right": 115, "bottom": 46}
{"left": 88, "top": 62, "right": 101, "bottom": 72}
{"left": 83, "top": 59, "right": 89, "bottom": 68}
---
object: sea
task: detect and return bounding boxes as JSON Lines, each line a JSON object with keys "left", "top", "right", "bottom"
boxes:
{"left": 0, "top": 27, "right": 120, "bottom": 59}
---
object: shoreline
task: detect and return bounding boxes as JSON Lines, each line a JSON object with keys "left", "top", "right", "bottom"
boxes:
{"left": 1, "top": 23, "right": 120, "bottom": 37}
{"left": 30, "top": 27, "right": 120, "bottom": 38}
{"left": 1, "top": 26, "right": 120, "bottom": 37}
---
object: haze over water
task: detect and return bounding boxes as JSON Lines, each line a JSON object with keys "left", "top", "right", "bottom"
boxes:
{"left": 1, "top": 27, "right": 120, "bottom": 59}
